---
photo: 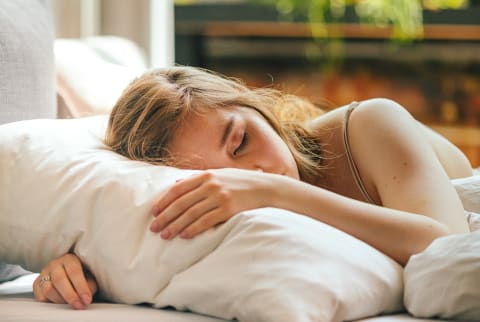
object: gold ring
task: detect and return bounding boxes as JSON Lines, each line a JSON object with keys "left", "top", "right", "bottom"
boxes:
{"left": 39, "top": 274, "right": 52, "bottom": 287}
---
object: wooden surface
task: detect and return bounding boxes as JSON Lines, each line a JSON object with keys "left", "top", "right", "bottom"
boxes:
{"left": 177, "top": 21, "right": 480, "bottom": 41}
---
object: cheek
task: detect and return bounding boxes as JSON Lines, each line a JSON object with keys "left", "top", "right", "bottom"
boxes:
{"left": 264, "top": 131, "right": 296, "bottom": 164}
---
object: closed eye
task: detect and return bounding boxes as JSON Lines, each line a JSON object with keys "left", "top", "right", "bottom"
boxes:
{"left": 233, "top": 132, "right": 248, "bottom": 156}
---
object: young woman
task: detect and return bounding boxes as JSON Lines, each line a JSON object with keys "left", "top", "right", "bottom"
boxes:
{"left": 33, "top": 66, "right": 473, "bottom": 309}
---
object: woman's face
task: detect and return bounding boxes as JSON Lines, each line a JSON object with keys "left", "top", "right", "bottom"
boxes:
{"left": 167, "top": 106, "right": 300, "bottom": 179}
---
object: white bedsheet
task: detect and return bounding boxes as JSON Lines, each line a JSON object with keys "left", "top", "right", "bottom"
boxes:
{"left": 0, "top": 275, "right": 452, "bottom": 322}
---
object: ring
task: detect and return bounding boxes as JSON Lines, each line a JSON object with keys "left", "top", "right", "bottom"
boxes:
{"left": 39, "top": 274, "right": 52, "bottom": 287}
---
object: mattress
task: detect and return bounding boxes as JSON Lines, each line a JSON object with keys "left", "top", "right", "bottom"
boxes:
{"left": 0, "top": 274, "right": 452, "bottom": 322}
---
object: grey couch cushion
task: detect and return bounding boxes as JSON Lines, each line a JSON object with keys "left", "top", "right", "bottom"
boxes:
{"left": 0, "top": 0, "right": 55, "bottom": 280}
{"left": 0, "top": 0, "right": 56, "bottom": 125}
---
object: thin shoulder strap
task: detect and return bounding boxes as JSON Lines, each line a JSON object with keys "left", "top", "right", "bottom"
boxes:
{"left": 343, "top": 102, "right": 377, "bottom": 204}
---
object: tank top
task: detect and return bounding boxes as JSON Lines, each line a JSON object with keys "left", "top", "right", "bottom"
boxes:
{"left": 343, "top": 102, "right": 377, "bottom": 205}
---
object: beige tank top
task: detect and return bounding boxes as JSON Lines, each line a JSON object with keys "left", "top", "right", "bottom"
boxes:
{"left": 343, "top": 102, "right": 377, "bottom": 205}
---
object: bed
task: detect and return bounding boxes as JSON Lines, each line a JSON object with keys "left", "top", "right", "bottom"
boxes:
{"left": 0, "top": 274, "right": 454, "bottom": 322}
{"left": 1, "top": 2, "right": 480, "bottom": 322}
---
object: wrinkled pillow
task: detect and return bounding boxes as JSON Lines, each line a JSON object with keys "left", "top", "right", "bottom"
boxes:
{"left": 453, "top": 174, "right": 480, "bottom": 231}
{"left": 404, "top": 231, "right": 480, "bottom": 321}
{"left": 404, "top": 175, "right": 480, "bottom": 321}
{"left": 452, "top": 174, "right": 480, "bottom": 214}
{"left": 0, "top": 116, "right": 404, "bottom": 321}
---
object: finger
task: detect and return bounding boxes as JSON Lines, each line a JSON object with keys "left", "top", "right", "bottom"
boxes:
{"left": 151, "top": 172, "right": 208, "bottom": 216}
{"left": 63, "top": 256, "right": 94, "bottom": 305}
{"left": 43, "top": 283, "right": 66, "bottom": 304}
{"left": 85, "top": 272, "right": 98, "bottom": 297}
{"left": 181, "top": 209, "right": 227, "bottom": 238}
{"left": 50, "top": 265, "right": 85, "bottom": 310}
{"left": 33, "top": 275, "right": 48, "bottom": 302}
{"left": 164, "top": 198, "right": 218, "bottom": 239}
{"left": 150, "top": 180, "right": 208, "bottom": 233}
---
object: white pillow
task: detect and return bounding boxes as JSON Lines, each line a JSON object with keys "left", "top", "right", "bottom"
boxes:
{"left": 452, "top": 174, "right": 480, "bottom": 214}
{"left": 404, "top": 175, "right": 480, "bottom": 320}
{"left": 452, "top": 175, "right": 480, "bottom": 231}
{"left": 404, "top": 231, "right": 480, "bottom": 321}
{"left": 0, "top": 116, "right": 404, "bottom": 321}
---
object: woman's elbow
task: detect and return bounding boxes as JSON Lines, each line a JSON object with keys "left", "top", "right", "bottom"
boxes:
{"left": 404, "top": 222, "right": 450, "bottom": 266}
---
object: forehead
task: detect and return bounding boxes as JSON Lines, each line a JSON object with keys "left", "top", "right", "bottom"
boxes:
{"left": 167, "top": 108, "right": 232, "bottom": 163}
{"left": 175, "top": 108, "right": 231, "bottom": 141}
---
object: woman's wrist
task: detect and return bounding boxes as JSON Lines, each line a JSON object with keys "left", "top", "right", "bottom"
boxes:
{"left": 260, "top": 173, "right": 298, "bottom": 210}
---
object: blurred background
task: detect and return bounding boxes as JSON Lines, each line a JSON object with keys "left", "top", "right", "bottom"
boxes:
{"left": 50, "top": 0, "right": 480, "bottom": 166}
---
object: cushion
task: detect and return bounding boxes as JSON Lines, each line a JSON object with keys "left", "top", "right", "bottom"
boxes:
{"left": 404, "top": 231, "right": 480, "bottom": 321}
{"left": 0, "top": 0, "right": 56, "bottom": 125}
{"left": 452, "top": 174, "right": 480, "bottom": 231}
{"left": 54, "top": 37, "right": 146, "bottom": 117}
{"left": 0, "top": 116, "right": 404, "bottom": 321}
{"left": 452, "top": 174, "right": 480, "bottom": 214}
{"left": 404, "top": 175, "right": 480, "bottom": 320}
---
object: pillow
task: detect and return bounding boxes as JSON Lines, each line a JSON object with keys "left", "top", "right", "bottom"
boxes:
{"left": 452, "top": 174, "right": 480, "bottom": 214}
{"left": 403, "top": 175, "right": 480, "bottom": 320}
{"left": 0, "top": 0, "right": 56, "bottom": 125}
{"left": 404, "top": 231, "right": 480, "bottom": 321}
{"left": 452, "top": 174, "right": 480, "bottom": 231}
{"left": 0, "top": 116, "right": 404, "bottom": 321}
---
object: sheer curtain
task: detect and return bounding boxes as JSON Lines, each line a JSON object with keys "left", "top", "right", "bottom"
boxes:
{"left": 150, "top": 0, "right": 174, "bottom": 68}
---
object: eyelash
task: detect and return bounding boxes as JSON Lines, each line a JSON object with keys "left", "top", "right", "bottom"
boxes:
{"left": 233, "top": 132, "right": 248, "bottom": 156}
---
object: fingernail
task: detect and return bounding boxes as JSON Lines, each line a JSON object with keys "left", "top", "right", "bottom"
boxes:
{"left": 180, "top": 231, "right": 189, "bottom": 239}
{"left": 81, "top": 294, "right": 91, "bottom": 305}
{"left": 175, "top": 178, "right": 183, "bottom": 183}
{"left": 72, "top": 301, "right": 85, "bottom": 310}
{"left": 151, "top": 207, "right": 158, "bottom": 216}
{"left": 150, "top": 221, "right": 159, "bottom": 232}
{"left": 161, "top": 229, "right": 170, "bottom": 239}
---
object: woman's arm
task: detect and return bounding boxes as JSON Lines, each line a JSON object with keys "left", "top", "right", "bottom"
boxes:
{"left": 270, "top": 175, "right": 450, "bottom": 266}
{"left": 281, "top": 98, "right": 469, "bottom": 265}
{"left": 344, "top": 98, "right": 470, "bottom": 235}
{"left": 150, "top": 99, "right": 470, "bottom": 266}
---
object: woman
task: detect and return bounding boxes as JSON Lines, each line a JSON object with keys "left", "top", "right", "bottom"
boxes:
{"left": 33, "top": 66, "right": 473, "bottom": 309}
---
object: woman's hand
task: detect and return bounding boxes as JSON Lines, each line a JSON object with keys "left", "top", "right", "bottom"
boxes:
{"left": 33, "top": 253, "right": 98, "bottom": 310}
{"left": 150, "top": 168, "right": 281, "bottom": 240}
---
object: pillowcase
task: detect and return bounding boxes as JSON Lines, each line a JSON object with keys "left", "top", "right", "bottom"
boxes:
{"left": 452, "top": 174, "right": 480, "bottom": 231}
{"left": 404, "top": 230, "right": 480, "bottom": 321}
{"left": 404, "top": 174, "right": 480, "bottom": 320}
{"left": 452, "top": 174, "right": 480, "bottom": 214}
{"left": 0, "top": 116, "right": 404, "bottom": 321}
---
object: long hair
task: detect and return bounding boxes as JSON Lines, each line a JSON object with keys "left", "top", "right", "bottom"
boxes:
{"left": 105, "top": 66, "right": 325, "bottom": 183}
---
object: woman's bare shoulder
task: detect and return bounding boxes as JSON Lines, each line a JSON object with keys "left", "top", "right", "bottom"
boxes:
{"left": 346, "top": 98, "right": 472, "bottom": 179}
{"left": 307, "top": 100, "right": 385, "bottom": 133}
{"left": 306, "top": 104, "right": 350, "bottom": 133}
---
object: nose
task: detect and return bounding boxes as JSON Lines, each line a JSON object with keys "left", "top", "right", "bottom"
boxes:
{"left": 232, "top": 155, "right": 274, "bottom": 174}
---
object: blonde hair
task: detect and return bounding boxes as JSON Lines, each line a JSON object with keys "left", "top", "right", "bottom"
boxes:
{"left": 105, "top": 66, "right": 325, "bottom": 183}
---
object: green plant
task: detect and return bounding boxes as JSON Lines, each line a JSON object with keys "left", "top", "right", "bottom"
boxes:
{"left": 253, "top": 0, "right": 468, "bottom": 40}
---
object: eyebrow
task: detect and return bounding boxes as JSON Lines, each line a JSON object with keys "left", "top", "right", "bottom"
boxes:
{"left": 220, "top": 116, "right": 235, "bottom": 148}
